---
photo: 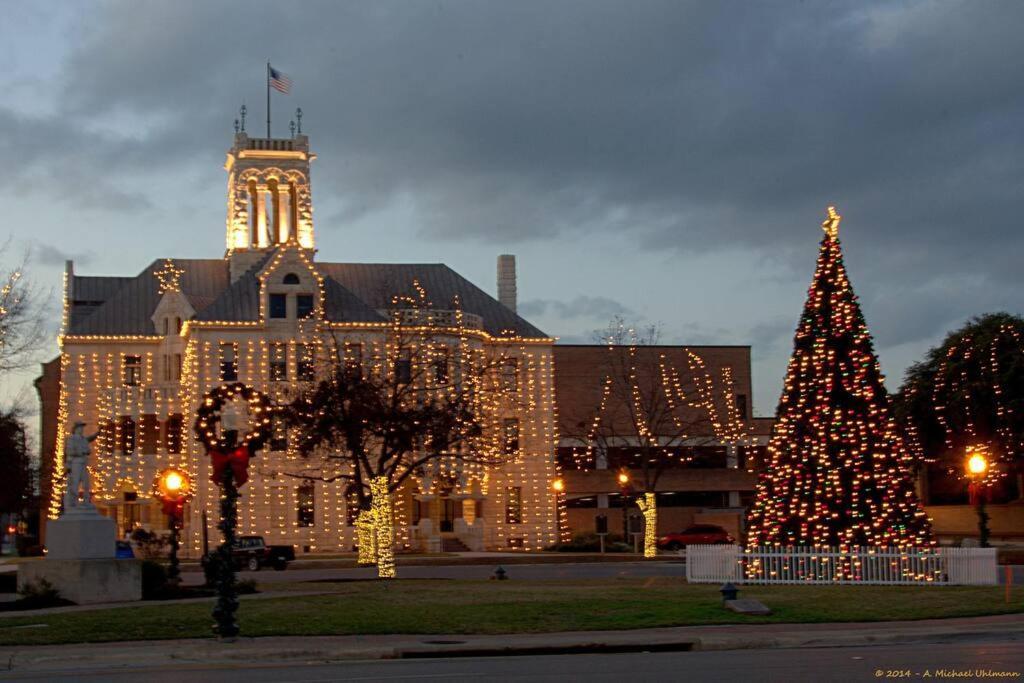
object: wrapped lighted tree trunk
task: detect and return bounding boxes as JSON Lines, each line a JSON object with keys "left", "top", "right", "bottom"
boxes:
{"left": 356, "top": 508, "right": 377, "bottom": 566}
{"left": 746, "top": 208, "right": 934, "bottom": 562}
{"left": 370, "top": 476, "right": 396, "bottom": 579}
{"left": 636, "top": 493, "right": 658, "bottom": 558}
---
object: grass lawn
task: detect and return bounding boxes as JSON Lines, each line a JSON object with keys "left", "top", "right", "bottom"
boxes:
{"left": 0, "top": 578, "right": 1020, "bottom": 646}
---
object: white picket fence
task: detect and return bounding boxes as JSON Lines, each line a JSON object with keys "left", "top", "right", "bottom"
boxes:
{"left": 685, "top": 545, "right": 998, "bottom": 586}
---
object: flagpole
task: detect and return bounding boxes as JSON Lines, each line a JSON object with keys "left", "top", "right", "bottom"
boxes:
{"left": 266, "top": 61, "right": 271, "bottom": 138}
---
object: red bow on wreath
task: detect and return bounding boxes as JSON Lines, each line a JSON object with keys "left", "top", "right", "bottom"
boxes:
{"left": 968, "top": 481, "right": 991, "bottom": 506}
{"left": 209, "top": 445, "right": 252, "bottom": 486}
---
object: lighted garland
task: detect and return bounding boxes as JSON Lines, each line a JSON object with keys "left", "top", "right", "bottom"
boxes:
{"left": 745, "top": 207, "right": 935, "bottom": 566}
{"left": 194, "top": 382, "right": 275, "bottom": 452}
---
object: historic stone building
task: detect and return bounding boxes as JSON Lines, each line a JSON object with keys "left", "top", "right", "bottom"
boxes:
{"left": 35, "top": 127, "right": 775, "bottom": 557}
{"left": 37, "top": 131, "right": 561, "bottom": 556}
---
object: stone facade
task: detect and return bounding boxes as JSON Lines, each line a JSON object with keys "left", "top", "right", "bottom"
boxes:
{"left": 41, "top": 132, "right": 562, "bottom": 557}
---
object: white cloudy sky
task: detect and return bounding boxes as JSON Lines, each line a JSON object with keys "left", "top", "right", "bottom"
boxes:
{"left": 1, "top": 1, "right": 1022, "bottom": 421}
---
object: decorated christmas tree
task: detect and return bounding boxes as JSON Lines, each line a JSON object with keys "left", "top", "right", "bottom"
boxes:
{"left": 746, "top": 207, "right": 934, "bottom": 549}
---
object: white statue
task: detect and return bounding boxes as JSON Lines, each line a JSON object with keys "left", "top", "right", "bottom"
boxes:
{"left": 64, "top": 422, "right": 98, "bottom": 511}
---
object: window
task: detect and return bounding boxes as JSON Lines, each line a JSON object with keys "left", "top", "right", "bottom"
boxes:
{"left": 297, "top": 343, "right": 316, "bottom": 381}
{"left": 344, "top": 343, "right": 362, "bottom": 375}
{"left": 735, "top": 393, "right": 748, "bottom": 419}
{"left": 269, "top": 293, "right": 287, "bottom": 319}
{"left": 175, "top": 317, "right": 182, "bottom": 333}
{"left": 165, "top": 414, "right": 183, "bottom": 454}
{"left": 297, "top": 482, "right": 315, "bottom": 527}
{"left": 433, "top": 347, "right": 449, "bottom": 383}
{"left": 163, "top": 318, "right": 169, "bottom": 335}
{"left": 271, "top": 415, "right": 288, "bottom": 451}
{"left": 163, "top": 354, "right": 172, "bottom": 382}
{"left": 501, "top": 358, "right": 518, "bottom": 392}
{"left": 395, "top": 352, "right": 412, "bottom": 385}
{"left": 296, "top": 294, "right": 314, "bottom": 319}
{"left": 123, "top": 355, "right": 142, "bottom": 386}
{"left": 270, "top": 343, "right": 288, "bottom": 381}
{"left": 282, "top": 273, "right": 301, "bottom": 285}
{"left": 174, "top": 353, "right": 182, "bottom": 380}
{"left": 345, "top": 493, "right": 360, "bottom": 527}
{"left": 120, "top": 416, "right": 136, "bottom": 454}
{"left": 505, "top": 486, "right": 522, "bottom": 524}
{"left": 219, "top": 343, "right": 238, "bottom": 381}
{"left": 503, "top": 418, "right": 520, "bottom": 454}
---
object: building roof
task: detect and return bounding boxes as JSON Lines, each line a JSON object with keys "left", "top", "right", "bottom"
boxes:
{"left": 66, "top": 252, "right": 546, "bottom": 338}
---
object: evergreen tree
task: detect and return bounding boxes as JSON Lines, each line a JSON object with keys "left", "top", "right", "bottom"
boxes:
{"left": 746, "top": 208, "right": 933, "bottom": 548}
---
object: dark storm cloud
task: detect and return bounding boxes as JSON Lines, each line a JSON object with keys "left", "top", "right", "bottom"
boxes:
{"left": 32, "top": 243, "right": 95, "bottom": 268}
{"left": 2, "top": 0, "right": 1021, "bottom": 357}
{"left": 519, "top": 295, "right": 635, "bottom": 322}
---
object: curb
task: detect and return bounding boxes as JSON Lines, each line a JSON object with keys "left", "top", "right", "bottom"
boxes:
{"left": 3, "top": 623, "right": 1023, "bottom": 673}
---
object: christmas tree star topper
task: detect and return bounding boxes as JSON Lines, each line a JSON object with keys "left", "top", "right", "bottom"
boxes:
{"left": 822, "top": 205, "right": 841, "bottom": 239}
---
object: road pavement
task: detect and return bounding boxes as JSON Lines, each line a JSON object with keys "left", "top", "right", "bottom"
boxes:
{"left": 3, "top": 640, "right": 1021, "bottom": 682}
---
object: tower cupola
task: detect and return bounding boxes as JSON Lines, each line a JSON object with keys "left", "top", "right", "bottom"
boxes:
{"left": 225, "top": 131, "right": 316, "bottom": 280}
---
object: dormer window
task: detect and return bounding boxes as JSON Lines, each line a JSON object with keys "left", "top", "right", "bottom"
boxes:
{"left": 269, "top": 293, "right": 287, "bottom": 319}
{"left": 283, "top": 273, "right": 301, "bottom": 285}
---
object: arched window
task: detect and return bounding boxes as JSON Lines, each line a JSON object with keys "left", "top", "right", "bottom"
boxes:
{"left": 163, "top": 318, "right": 169, "bottom": 335}
{"left": 175, "top": 317, "right": 183, "bottom": 333}
{"left": 282, "top": 273, "right": 300, "bottom": 285}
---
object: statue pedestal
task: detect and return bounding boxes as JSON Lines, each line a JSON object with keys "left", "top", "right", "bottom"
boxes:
{"left": 23, "top": 506, "right": 142, "bottom": 604}
{"left": 46, "top": 505, "right": 116, "bottom": 559}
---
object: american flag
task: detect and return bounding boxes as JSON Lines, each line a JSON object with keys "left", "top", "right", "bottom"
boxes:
{"left": 269, "top": 65, "right": 292, "bottom": 94}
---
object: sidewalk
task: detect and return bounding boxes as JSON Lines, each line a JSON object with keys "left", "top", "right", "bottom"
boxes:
{"left": 2, "top": 614, "right": 1022, "bottom": 675}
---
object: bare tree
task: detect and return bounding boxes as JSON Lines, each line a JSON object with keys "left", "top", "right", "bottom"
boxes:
{"left": 0, "top": 245, "right": 46, "bottom": 376}
{"left": 561, "top": 317, "right": 747, "bottom": 557}
{"left": 280, "top": 283, "right": 519, "bottom": 577}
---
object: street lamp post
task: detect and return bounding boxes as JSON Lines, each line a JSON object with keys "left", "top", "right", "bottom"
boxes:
{"left": 154, "top": 467, "right": 192, "bottom": 586}
{"left": 965, "top": 447, "right": 991, "bottom": 548}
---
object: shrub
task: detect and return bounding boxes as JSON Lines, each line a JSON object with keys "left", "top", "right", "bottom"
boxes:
{"left": 141, "top": 560, "right": 169, "bottom": 599}
{"left": 546, "top": 532, "right": 632, "bottom": 553}
{"left": 130, "top": 528, "right": 168, "bottom": 561}
{"left": 17, "top": 578, "right": 68, "bottom": 609}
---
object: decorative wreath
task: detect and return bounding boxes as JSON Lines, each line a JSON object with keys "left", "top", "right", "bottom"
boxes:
{"left": 194, "top": 382, "right": 276, "bottom": 453}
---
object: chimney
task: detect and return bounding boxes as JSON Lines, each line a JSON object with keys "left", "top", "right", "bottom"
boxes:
{"left": 497, "top": 254, "right": 517, "bottom": 313}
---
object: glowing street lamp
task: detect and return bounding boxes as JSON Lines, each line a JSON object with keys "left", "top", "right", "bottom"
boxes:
{"left": 964, "top": 446, "right": 991, "bottom": 548}
{"left": 154, "top": 467, "right": 192, "bottom": 585}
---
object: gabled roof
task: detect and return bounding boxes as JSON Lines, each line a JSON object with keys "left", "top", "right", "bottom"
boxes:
{"left": 321, "top": 277, "right": 387, "bottom": 324}
{"left": 65, "top": 252, "right": 547, "bottom": 338}
{"left": 317, "top": 263, "right": 546, "bottom": 337}
{"left": 69, "top": 260, "right": 229, "bottom": 335}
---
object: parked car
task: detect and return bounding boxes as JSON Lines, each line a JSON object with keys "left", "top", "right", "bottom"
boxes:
{"left": 657, "top": 524, "right": 734, "bottom": 550}
{"left": 231, "top": 536, "right": 295, "bottom": 571}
